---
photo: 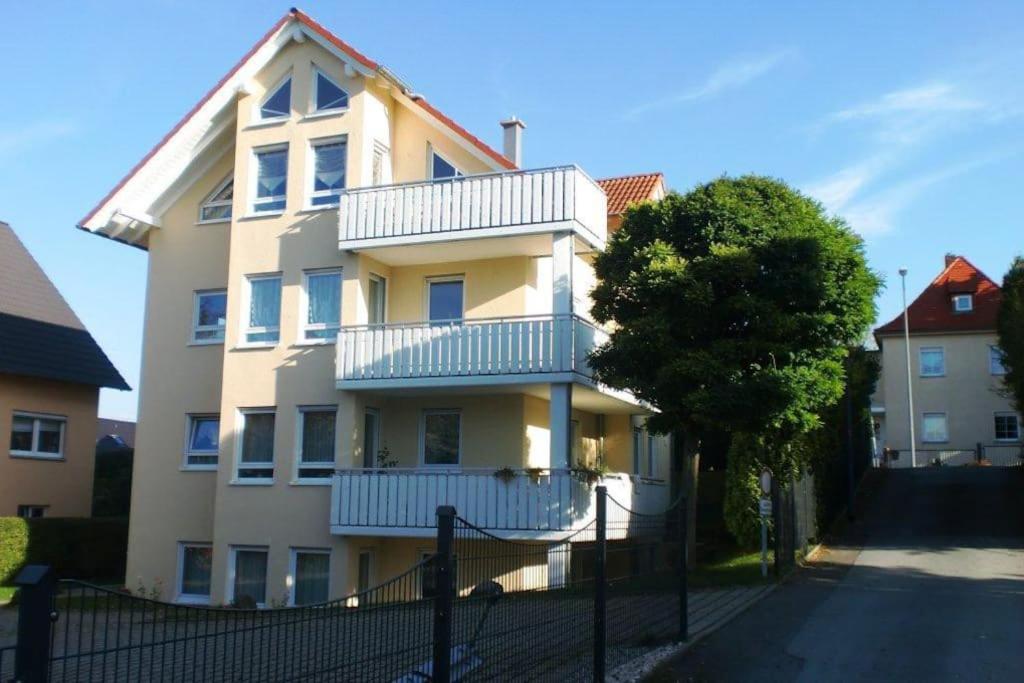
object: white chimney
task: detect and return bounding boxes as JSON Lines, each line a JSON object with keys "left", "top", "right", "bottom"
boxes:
{"left": 500, "top": 117, "right": 526, "bottom": 167}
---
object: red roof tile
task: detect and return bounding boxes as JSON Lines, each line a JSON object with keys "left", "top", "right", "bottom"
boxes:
{"left": 597, "top": 173, "right": 664, "bottom": 215}
{"left": 875, "top": 256, "right": 1001, "bottom": 336}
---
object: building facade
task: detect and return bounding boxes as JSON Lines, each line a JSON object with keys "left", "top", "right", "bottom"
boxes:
{"left": 0, "top": 222, "right": 129, "bottom": 518}
{"left": 80, "top": 10, "right": 671, "bottom": 606}
{"left": 873, "top": 255, "right": 1018, "bottom": 467}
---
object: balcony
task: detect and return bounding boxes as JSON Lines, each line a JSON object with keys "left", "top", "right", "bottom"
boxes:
{"left": 329, "top": 468, "right": 670, "bottom": 540}
{"left": 337, "top": 166, "right": 607, "bottom": 265}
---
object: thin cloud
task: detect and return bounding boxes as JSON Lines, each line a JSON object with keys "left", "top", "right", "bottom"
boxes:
{"left": 832, "top": 83, "right": 985, "bottom": 121}
{"left": 802, "top": 154, "right": 895, "bottom": 213}
{"left": 0, "top": 119, "right": 76, "bottom": 157}
{"left": 626, "top": 49, "right": 796, "bottom": 118}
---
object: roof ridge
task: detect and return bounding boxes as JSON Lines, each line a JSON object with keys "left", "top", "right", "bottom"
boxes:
{"left": 596, "top": 172, "right": 664, "bottom": 182}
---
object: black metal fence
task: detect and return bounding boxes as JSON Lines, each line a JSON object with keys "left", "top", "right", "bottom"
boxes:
{"left": 7, "top": 485, "right": 686, "bottom": 682}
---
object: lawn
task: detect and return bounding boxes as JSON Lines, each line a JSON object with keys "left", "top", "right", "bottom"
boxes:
{"left": 689, "top": 548, "right": 776, "bottom": 588}
{"left": 0, "top": 586, "right": 16, "bottom": 605}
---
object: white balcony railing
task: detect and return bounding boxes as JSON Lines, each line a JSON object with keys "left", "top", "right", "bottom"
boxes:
{"left": 338, "top": 165, "right": 607, "bottom": 250}
{"left": 329, "top": 468, "right": 669, "bottom": 540}
{"left": 336, "top": 314, "right": 607, "bottom": 388}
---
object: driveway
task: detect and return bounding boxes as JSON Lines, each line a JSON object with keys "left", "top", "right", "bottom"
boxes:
{"left": 654, "top": 467, "right": 1024, "bottom": 682}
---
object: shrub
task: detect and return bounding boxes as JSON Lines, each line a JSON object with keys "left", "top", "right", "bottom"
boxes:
{"left": 0, "top": 517, "right": 128, "bottom": 585}
{"left": 0, "top": 517, "right": 29, "bottom": 584}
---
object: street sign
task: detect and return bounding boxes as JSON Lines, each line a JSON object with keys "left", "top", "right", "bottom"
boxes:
{"left": 760, "top": 470, "right": 772, "bottom": 495}
{"left": 759, "top": 498, "right": 772, "bottom": 516}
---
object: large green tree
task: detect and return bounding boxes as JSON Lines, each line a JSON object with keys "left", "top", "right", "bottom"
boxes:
{"left": 996, "top": 256, "right": 1024, "bottom": 414}
{"left": 590, "top": 175, "right": 880, "bottom": 548}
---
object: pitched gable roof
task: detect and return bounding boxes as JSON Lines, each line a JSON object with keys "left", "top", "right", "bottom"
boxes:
{"left": 78, "top": 8, "right": 514, "bottom": 248}
{"left": 875, "top": 255, "right": 1001, "bottom": 336}
{"left": 596, "top": 173, "right": 665, "bottom": 216}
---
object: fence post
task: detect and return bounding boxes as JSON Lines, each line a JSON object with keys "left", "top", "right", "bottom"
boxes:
{"left": 678, "top": 496, "right": 689, "bottom": 641}
{"left": 432, "top": 506, "right": 456, "bottom": 683}
{"left": 14, "top": 564, "right": 55, "bottom": 683}
{"left": 593, "top": 485, "right": 607, "bottom": 683}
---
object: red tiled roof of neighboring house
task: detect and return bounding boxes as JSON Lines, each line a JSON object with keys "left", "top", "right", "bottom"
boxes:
{"left": 875, "top": 255, "right": 1002, "bottom": 336}
{"left": 596, "top": 173, "right": 665, "bottom": 215}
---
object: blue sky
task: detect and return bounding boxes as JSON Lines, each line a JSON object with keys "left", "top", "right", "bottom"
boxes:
{"left": 2, "top": 1, "right": 1022, "bottom": 420}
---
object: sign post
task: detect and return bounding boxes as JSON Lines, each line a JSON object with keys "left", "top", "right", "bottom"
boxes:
{"left": 759, "top": 470, "right": 772, "bottom": 578}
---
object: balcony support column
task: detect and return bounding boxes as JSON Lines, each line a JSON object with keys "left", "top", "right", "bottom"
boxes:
{"left": 550, "top": 382, "right": 573, "bottom": 469}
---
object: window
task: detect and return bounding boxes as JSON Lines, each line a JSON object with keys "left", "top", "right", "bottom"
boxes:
{"left": 647, "top": 433, "right": 656, "bottom": 477}
{"left": 995, "top": 413, "right": 1020, "bottom": 441}
{"left": 308, "top": 139, "right": 346, "bottom": 207}
{"left": 312, "top": 68, "right": 348, "bottom": 113}
{"left": 199, "top": 177, "right": 233, "bottom": 222}
{"left": 919, "top": 347, "right": 945, "bottom": 377}
{"left": 291, "top": 549, "right": 330, "bottom": 605}
{"left": 252, "top": 146, "right": 288, "bottom": 214}
{"left": 243, "top": 275, "right": 281, "bottom": 345}
{"left": 368, "top": 274, "right": 387, "bottom": 325}
{"left": 192, "top": 290, "right": 227, "bottom": 344}
{"left": 357, "top": 550, "right": 375, "bottom": 594}
{"left": 362, "top": 408, "right": 380, "bottom": 468}
{"left": 230, "top": 547, "right": 268, "bottom": 607}
{"left": 302, "top": 270, "right": 341, "bottom": 341}
{"left": 259, "top": 76, "right": 291, "bottom": 120}
{"left": 371, "top": 142, "right": 390, "bottom": 185}
{"left": 921, "top": 413, "right": 949, "bottom": 443}
{"left": 430, "top": 150, "right": 463, "bottom": 180}
{"left": 297, "top": 407, "right": 336, "bottom": 481}
{"left": 185, "top": 415, "right": 219, "bottom": 469}
{"left": 952, "top": 294, "right": 973, "bottom": 312}
{"left": 422, "top": 410, "right": 460, "bottom": 466}
{"left": 237, "top": 409, "right": 275, "bottom": 481}
{"left": 990, "top": 346, "right": 1007, "bottom": 375}
{"left": 427, "top": 277, "right": 464, "bottom": 322}
{"left": 632, "top": 428, "right": 643, "bottom": 475}
{"left": 10, "top": 413, "right": 65, "bottom": 459}
{"left": 178, "top": 543, "right": 212, "bottom": 603}
{"left": 17, "top": 505, "right": 46, "bottom": 519}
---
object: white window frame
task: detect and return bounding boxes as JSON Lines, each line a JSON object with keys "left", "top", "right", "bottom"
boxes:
{"left": 299, "top": 268, "right": 342, "bottom": 344}
{"left": 255, "top": 73, "right": 292, "bottom": 123}
{"left": 368, "top": 274, "right": 387, "bottom": 325}
{"left": 921, "top": 412, "right": 949, "bottom": 444}
{"left": 191, "top": 289, "right": 227, "bottom": 345}
{"left": 919, "top": 346, "right": 945, "bottom": 377}
{"left": 306, "top": 136, "right": 347, "bottom": 209}
{"left": 371, "top": 140, "right": 391, "bottom": 186}
{"left": 249, "top": 144, "right": 289, "bottom": 216}
{"left": 952, "top": 294, "right": 973, "bottom": 312}
{"left": 176, "top": 542, "right": 213, "bottom": 604}
{"left": 234, "top": 408, "right": 276, "bottom": 484}
{"left": 183, "top": 414, "right": 219, "bottom": 470}
{"left": 9, "top": 412, "right": 66, "bottom": 460}
{"left": 197, "top": 176, "right": 233, "bottom": 224}
{"left": 419, "top": 409, "right": 462, "bottom": 468}
{"left": 309, "top": 65, "right": 349, "bottom": 115}
{"left": 227, "top": 545, "right": 269, "bottom": 608}
{"left": 288, "top": 547, "right": 331, "bottom": 606}
{"left": 427, "top": 144, "right": 463, "bottom": 180}
{"left": 240, "top": 273, "right": 282, "bottom": 348}
{"left": 294, "top": 405, "right": 338, "bottom": 484}
{"left": 994, "top": 412, "right": 1020, "bottom": 442}
{"left": 424, "top": 275, "right": 466, "bottom": 322}
{"left": 990, "top": 346, "right": 1007, "bottom": 376}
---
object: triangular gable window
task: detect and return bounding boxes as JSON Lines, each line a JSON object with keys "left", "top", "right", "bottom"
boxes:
{"left": 200, "top": 177, "right": 233, "bottom": 222}
{"left": 431, "top": 152, "right": 463, "bottom": 180}
{"left": 260, "top": 77, "right": 291, "bottom": 120}
{"left": 313, "top": 69, "right": 348, "bottom": 112}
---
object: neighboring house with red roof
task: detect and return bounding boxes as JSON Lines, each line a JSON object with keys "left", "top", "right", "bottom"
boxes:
{"left": 596, "top": 173, "right": 666, "bottom": 231}
{"left": 873, "top": 255, "right": 1018, "bottom": 466}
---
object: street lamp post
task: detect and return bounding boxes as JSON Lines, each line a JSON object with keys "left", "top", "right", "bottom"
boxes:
{"left": 899, "top": 268, "right": 916, "bottom": 468}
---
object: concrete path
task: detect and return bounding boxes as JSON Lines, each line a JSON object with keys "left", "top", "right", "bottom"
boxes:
{"left": 653, "top": 467, "right": 1024, "bottom": 682}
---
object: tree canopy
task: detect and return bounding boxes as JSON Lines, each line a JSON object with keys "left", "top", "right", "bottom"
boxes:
{"left": 996, "top": 256, "right": 1024, "bottom": 414}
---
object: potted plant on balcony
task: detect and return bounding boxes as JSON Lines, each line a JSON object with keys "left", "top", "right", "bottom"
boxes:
{"left": 571, "top": 459, "right": 610, "bottom": 487}
{"left": 493, "top": 466, "right": 517, "bottom": 484}
{"left": 524, "top": 467, "right": 545, "bottom": 485}
{"left": 375, "top": 445, "right": 398, "bottom": 470}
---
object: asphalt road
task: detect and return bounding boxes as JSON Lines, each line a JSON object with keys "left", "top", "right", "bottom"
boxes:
{"left": 654, "top": 467, "right": 1024, "bottom": 682}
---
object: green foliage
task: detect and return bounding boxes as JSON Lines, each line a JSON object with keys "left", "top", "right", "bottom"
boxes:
{"left": 997, "top": 256, "right": 1024, "bottom": 414}
{"left": 0, "top": 517, "right": 29, "bottom": 584}
{"left": 722, "top": 435, "right": 766, "bottom": 548}
{"left": 0, "top": 517, "right": 128, "bottom": 585}
{"left": 591, "top": 175, "right": 881, "bottom": 441}
{"left": 92, "top": 449, "right": 134, "bottom": 517}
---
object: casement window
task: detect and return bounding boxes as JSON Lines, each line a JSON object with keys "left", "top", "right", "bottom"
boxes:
{"left": 199, "top": 177, "right": 233, "bottom": 223}
{"left": 259, "top": 76, "right": 291, "bottom": 121}
{"left": 368, "top": 274, "right": 387, "bottom": 325}
{"left": 17, "top": 505, "right": 46, "bottom": 519}
{"left": 371, "top": 141, "right": 391, "bottom": 186}
{"left": 990, "top": 346, "right": 1007, "bottom": 375}
{"left": 357, "top": 550, "right": 375, "bottom": 595}
{"left": 426, "top": 277, "right": 464, "bottom": 322}
{"left": 429, "top": 149, "right": 463, "bottom": 180}
{"left": 952, "top": 294, "right": 973, "bottom": 312}
{"left": 647, "top": 433, "right": 656, "bottom": 478}
{"left": 185, "top": 415, "right": 219, "bottom": 469}
{"left": 291, "top": 549, "right": 330, "bottom": 606}
{"left": 229, "top": 547, "right": 268, "bottom": 607}
{"left": 994, "top": 413, "right": 1020, "bottom": 441}
{"left": 243, "top": 274, "right": 281, "bottom": 345}
{"left": 10, "top": 413, "right": 65, "bottom": 459}
{"left": 919, "top": 347, "right": 945, "bottom": 377}
{"left": 632, "top": 427, "right": 643, "bottom": 475}
{"left": 311, "top": 67, "right": 348, "bottom": 113}
{"left": 921, "top": 413, "right": 949, "bottom": 443}
{"left": 308, "top": 139, "right": 346, "bottom": 207}
{"left": 301, "top": 269, "right": 341, "bottom": 342}
{"left": 192, "top": 290, "right": 227, "bottom": 344}
{"left": 178, "top": 543, "right": 212, "bottom": 603}
{"left": 362, "top": 408, "right": 380, "bottom": 468}
{"left": 237, "top": 409, "right": 275, "bottom": 482}
{"left": 252, "top": 146, "right": 288, "bottom": 214}
{"left": 296, "top": 407, "right": 336, "bottom": 481}
{"left": 421, "top": 409, "right": 460, "bottom": 466}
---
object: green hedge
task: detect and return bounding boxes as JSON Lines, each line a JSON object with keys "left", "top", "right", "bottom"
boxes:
{"left": 0, "top": 517, "right": 128, "bottom": 585}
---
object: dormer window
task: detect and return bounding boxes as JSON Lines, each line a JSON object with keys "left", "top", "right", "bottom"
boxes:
{"left": 199, "top": 177, "right": 233, "bottom": 223}
{"left": 952, "top": 294, "right": 973, "bottom": 312}
{"left": 312, "top": 68, "right": 348, "bottom": 113}
{"left": 259, "top": 76, "right": 291, "bottom": 121}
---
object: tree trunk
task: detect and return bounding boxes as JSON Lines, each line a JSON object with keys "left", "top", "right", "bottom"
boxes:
{"left": 673, "top": 429, "right": 700, "bottom": 570}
